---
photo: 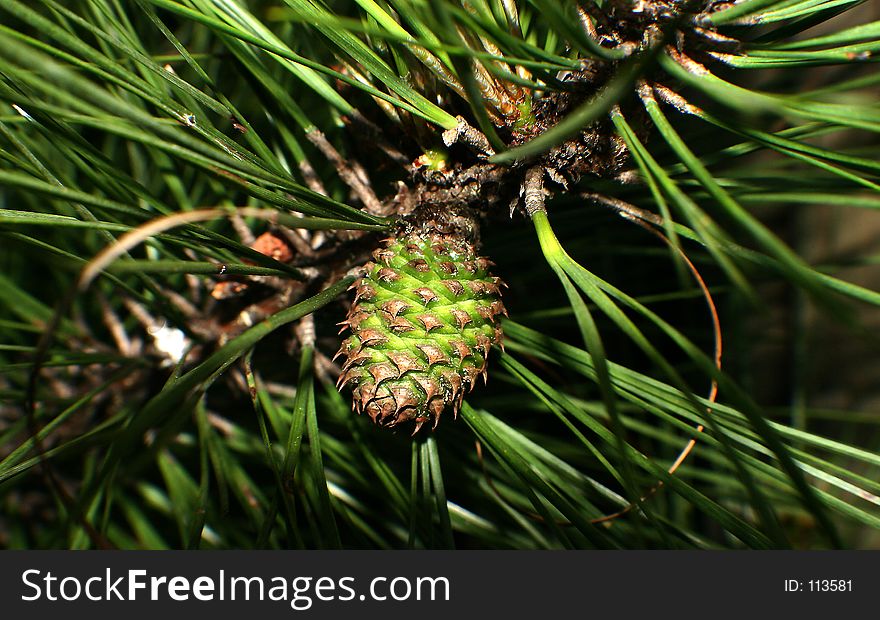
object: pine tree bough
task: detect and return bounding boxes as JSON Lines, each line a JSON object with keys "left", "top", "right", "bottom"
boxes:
{"left": 336, "top": 206, "right": 506, "bottom": 433}
{"left": 328, "top": 0, "right": 733, "bottom": 432}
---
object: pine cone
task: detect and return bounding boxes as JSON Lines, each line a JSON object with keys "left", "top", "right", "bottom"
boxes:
{"left": 336, "top": 230, "right": 506, "bottom": 432}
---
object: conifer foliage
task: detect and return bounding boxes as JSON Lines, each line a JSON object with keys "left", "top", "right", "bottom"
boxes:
{"left": 0, "top": 1, "right": 879, "bottom": 549}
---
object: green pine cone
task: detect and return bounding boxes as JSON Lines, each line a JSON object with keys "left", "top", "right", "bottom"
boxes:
{"left": 336, "top": 230, "right": 506, "bottom": 432}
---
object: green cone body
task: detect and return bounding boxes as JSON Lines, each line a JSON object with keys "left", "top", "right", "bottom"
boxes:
{"left": 337, "top": 231, "right": 506, "bottom": 431}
